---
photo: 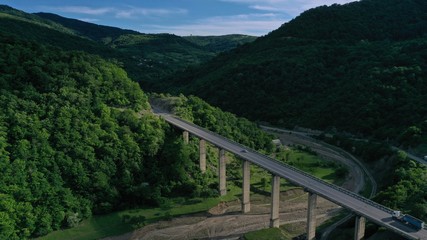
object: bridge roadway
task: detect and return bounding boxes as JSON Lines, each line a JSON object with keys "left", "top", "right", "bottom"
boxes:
{"left": 159, "top": 113, "right": 427, "bottom": 240}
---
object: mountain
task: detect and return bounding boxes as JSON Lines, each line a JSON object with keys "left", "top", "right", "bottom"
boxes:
{"left": 34, "top": 12, "right": 139, "bottom": 42}
{"left": 184, "top": 34, "right": 257, "bottom": 53}
{"left": 0, "top": 5, "right": 110, "bottom": 54}
{"left": 156, "top": 0, "right": 427, "bottom": 145}
{"left": 34, "top": 12, "right": 217, "bottom": 86}
{"left": 0, "top": 6, "right": 220, "bottom": 88}
{"left": 35, "top": 13, "right": 257, "bottom": 53}
{"left": 269, "top": 0, "right": 427, "bottom": 41}
{"left": 0, "top": 8, "right": 272, "bottom": 238}
{"left": 0, "top": 32, "right": 272, "bottom": 239}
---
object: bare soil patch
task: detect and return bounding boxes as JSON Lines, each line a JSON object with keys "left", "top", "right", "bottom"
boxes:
{"left": 104, "top": 189, "right": 341, "bottom": 240}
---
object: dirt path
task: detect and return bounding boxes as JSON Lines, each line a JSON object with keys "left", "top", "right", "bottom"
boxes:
{"left": 103, "top": 190, "right": 341, "bottom": 240}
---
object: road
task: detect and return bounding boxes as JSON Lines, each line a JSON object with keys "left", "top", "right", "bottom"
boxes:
{"left": 159, "top": 113, "right": 427, "bottom": 240}
{"left": 260, "top": 125, "right": 378, "bottom": 240}
{"left": 392, "top": 146, "right": 427, "bottom": 166}
{"left": 260, "top": 125, "right": 376, "bottom": 195}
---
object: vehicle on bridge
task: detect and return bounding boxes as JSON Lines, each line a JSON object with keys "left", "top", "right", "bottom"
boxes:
{"left": 392, "top": 211, "right": 425, "bottom": 230}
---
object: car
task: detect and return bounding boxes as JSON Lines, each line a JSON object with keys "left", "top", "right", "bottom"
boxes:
{"left": 241, "top": 149, "right": 248, "bottom": 153}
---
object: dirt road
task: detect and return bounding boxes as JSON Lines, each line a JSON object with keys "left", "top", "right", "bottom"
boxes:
{"left": 103, "top": 190, "right": 340, "bottom": 240}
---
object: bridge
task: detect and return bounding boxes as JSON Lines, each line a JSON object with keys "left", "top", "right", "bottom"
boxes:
{"left": 159, "top": 113, "right": 427, "bottom": 240}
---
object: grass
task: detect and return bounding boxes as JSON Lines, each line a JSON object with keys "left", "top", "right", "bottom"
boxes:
{"left": 39, "top": 196, "right": 231, "bottom": 240}
{"left": 244, "top": 227, "right": 289, "bottom": 240}
{"left": 39, "top": 147, "right": 345, "bottom": 240}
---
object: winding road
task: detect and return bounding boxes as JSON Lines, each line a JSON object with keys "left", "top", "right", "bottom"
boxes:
{"left": 260, "top": 125, "right": 377, "bottom": 239}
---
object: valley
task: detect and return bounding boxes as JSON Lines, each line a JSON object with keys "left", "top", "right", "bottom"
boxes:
{"left": 1, "top": 0, "right": 427, "bottom": 239}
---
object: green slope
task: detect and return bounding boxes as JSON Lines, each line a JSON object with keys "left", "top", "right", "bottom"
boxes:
{"left": 33, "top": 11, "right": 217, "bottom": 86}
{"left": 184, "top": 34, "right": 257, "bottom": 53}
{"left": 0, "top": 34, "right": 165, "bottom": 239}
{"left": 0, "top": 33, "right": 274, "bottom": 239}
{"left": 34, "top": 12, "right": 139, "bottom": 42}
{"left": 156, "top": 0, "right": 427, "bottom": 144}
{"left": 0, "top": 6, "right": 214, "bottom": 87}
{"left": 269, "top": 0, "right": 427, "bottom": 41}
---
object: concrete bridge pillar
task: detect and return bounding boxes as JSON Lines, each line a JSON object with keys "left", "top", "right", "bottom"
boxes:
{"left": 242, "top": 160, "right": 250, "bottom": 213}
{"left": 306, "top": 192, "right": 317, "bottom": 240}
{"left": 219, "top": 149, "right": 227, "bottom": 196}
{"left": 354, "top": 215, "right": 366, "bottom": 240}
{"left": 183, "top": 131, "right": 189, "bottom": 144}
{"left": 270, "top": 175, "right": 280, "bottom": 228}
{"left": 199, "top": 139, "right": 206, "bottom": 173}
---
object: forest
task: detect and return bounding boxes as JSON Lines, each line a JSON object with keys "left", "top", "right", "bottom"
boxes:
{"left": 1, "top": 0, "right": 427, "bottom": 238}
{"left": 156, "top": 0, "right": 427, "bottom": 145}
{"left": 0, "top": 34, "right": 273, "bottom": 239}
{"left": 0, "top": 5, "right": 255, "bottom": 90}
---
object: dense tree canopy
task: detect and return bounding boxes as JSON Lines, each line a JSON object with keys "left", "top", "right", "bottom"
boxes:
{"left": 0, "top": 34, "right": 274, "bottom": 238}
{"left": 150, "top": 93, "right": 274, "bottom": 152}
{"left": 156, "top": 0, "right": 427, "bottom": 146}
{"left": 375, "top": 152, "right": 427, "bottom": 221}
{"left": 0, "top": 35, "right": 165, "bottom": 238}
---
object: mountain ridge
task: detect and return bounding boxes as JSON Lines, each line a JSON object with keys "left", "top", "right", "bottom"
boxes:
{"left": 0, "top": 5, "right": 256, "bottom": 88}
{"left": 155, "top": 0, "right": 427, "bottom": 145}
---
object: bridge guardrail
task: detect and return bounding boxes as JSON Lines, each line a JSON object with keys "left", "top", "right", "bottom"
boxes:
{"left": 166, "top": 115, "right": 394, "bottom": 215}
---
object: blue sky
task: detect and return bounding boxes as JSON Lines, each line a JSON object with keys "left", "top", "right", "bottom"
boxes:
{"left": 3, "top": 0, "right": 357, "bottom": 36}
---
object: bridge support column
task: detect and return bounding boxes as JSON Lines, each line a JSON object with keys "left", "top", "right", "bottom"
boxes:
{"left": 242, "top": 160, "right": 250, "bottom": 213}
{"left": 306, "top": 192, "right": 317, "bottom": 240}
{"left": 199, "top": 139, "right": 206, "bottom": 173}
{"left": 183, "top": 131, "right": 189, "bottom": 144}
{"left": 219, "top": 149, "right": 227, "bottom": 196}
{"left": 270, "top": 175, "right": 280, "bottom": 228}
{"left": 354, "top": 215, "right": 366, "bottom": 240}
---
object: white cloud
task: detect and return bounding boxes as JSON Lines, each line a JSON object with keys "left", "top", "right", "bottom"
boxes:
{"left": 221, "top": 0, "right": 358, "bottom": 16}
{"left": 49, "top": 6, "right": 114, "bottom": 15}
{"left": 140, "top": 14, "right": 287, "bottom": 36}
{"left": 77, "top": 18, "right": 100, "bottom": 22}
{"left": 115, "top": 7, "right": 187, "bottom": 19}
{"left": 45, "top": 5, "right": 187, "bottom": 19}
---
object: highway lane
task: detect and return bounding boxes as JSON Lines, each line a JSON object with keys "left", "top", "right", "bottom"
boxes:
{"left": 159, "top": 113, "right": 427, "bottom": 240}
{"left": 391, "top": 146, "right": 427, "bottom": 166}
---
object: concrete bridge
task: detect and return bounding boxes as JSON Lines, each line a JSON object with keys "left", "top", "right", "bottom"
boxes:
{"left": 160, "top": 113, "right": 427, "bottom": 240}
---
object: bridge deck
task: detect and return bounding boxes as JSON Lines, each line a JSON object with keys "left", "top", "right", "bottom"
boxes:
{"left": 160, "top": 113, "right": 427, "bottom": 240}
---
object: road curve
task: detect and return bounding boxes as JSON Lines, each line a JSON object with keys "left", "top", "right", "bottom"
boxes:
{"left": 159, "top": 113, "right": 427, "bottom": 240}
{"left": 259, "top": 126, "right": 377, "bottom": 240}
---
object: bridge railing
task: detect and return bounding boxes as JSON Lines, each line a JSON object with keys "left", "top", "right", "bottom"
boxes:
{"left": 167, "top": 115, "right": 394, "bottom": 215}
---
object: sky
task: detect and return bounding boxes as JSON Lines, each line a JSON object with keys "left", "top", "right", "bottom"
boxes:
{"left": 2, "top": 0, "right": 357, "bottom": 36}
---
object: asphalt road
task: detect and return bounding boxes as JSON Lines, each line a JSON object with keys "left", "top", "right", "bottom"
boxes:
{"left": 259, "top": 125, "right": 377, "bottom": 240}
{"left": 159, "top": 113, "right": 427, "bottom": 240}
{"left": 391, "top": 146, "right": 427, "bottom": 166}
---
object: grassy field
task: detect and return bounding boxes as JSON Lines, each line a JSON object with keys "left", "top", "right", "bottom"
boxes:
{"left": 39, "top": 147, "right": 345, "bottom": 240}
{"left": 39, "top": 196, "right": 232, "bottom": 240}
{"left": 244, "top": 227, "right": 289, "bottom": 240}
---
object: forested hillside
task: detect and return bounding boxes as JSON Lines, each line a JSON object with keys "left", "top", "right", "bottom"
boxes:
{"left": 156, "top": 0, "right": 427, "bottom": 146}
{"left": 0, "top": 7, "right": 257, "bottom": 90}
{"left": 0, "top": 34, "right": 163, "bottom": 238}
{"left": 150, "top": 94, "right": 273, "bottom": 152}
{"left": 0, "top": 32, "right": 273, "bottom": 238}
{"left": 184, "top": 34, "right": 256, "bottom": 53}
{"left": 0, "top": 6, "right": 214, "bottom": 89}
{"left": 1, "top": 1, "right": 426, "bottom": 239}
